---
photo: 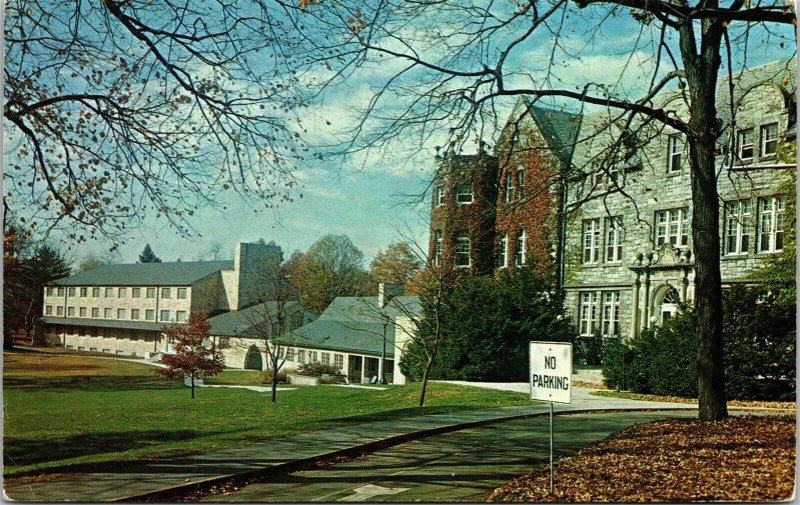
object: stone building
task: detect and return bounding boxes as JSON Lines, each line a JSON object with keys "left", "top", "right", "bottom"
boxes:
{"left": 563, "top": 57, "right": 796, "bottom": 339}
{"left": 427, "top": 57, "right": 795, "bottom": 339}
{"left": 429, "top": 147, "right": 499, "bottom": 275}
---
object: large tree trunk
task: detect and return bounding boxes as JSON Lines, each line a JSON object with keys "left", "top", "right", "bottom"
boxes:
{"left": 680, "top": 17, "right": 728, "bottom": 421}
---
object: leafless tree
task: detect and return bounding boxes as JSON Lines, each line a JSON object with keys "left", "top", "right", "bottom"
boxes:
{"left": 240, "top": 261, "right": 306, "bottom": 403}
{"left": 276, "top": 0, "right": 795, "bottom": 421}
{"left": 4, "top": 0, "right": 308, "bottom": 247}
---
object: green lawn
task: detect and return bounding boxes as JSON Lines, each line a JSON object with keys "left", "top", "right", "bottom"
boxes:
{"left": 3, "top": 348, "right": 531, "bottom": 476}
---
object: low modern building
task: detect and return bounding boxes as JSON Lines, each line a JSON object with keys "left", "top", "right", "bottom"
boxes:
{"left": 212, "top": 283, "right": 420, "bottom": 384}
{"left": 41, "top": 242, "right": 285, "bottom": 356}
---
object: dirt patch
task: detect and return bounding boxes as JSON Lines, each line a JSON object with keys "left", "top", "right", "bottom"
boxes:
{"left": 487, "top": 415, "right": 795, "bottom": 502}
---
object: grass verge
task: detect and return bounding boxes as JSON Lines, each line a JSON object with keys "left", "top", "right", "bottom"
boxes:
{"left": 487, "top": 415, "right": 795, "bottom": 502}
{"left": 3, "top": 349, "right": 531, "bottom": 477}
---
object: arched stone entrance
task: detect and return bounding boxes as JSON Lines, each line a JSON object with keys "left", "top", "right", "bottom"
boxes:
{"left": 244, "top": 345, "right": 263, "bottom": 370}
{"left": 653, "top": 285, "right": 680, "bottom": 324}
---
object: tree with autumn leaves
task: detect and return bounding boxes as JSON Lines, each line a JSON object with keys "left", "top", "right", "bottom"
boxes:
{"left": 157, "top": 313, "right": 223, "bottom": 399}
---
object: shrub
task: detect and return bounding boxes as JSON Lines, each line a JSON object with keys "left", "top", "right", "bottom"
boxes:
{"left": 296, "top": 362, "right": 342, "bottom": 377}
{"left": 400, "top": 268, "right": 574, "bottom": 382}
{"left": 574, "top": 334, "right": 604, "bottom": 366}
{"left": 602, "top": 286, "right": 795, "bottom": 401}
{"left": 260, "top": 368, "right": 288, "bottom": 384}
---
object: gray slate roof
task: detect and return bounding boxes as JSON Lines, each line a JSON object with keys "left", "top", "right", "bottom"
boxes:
{"left": 207, "top": 301, "right": 305, "bottom": 337}
{"left": 286, "top": 296, "right": 421, "bottom": 357}
{"left": 524, "top": 100, "right": 583, "bottom": 166}
{"left": 50, "top": 260, "right": 233, "bottom": 286}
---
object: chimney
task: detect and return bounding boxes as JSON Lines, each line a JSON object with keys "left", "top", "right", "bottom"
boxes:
{"left": 378, "top": 282, "right": 404, "bottom": 309}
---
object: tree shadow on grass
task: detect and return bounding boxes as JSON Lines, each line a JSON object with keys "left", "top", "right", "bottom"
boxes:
{"left": 3, "top": 374, "right": 175, "bottom": 392}
{"left": 324, "top": 405, "right": 478, "bottom": 424}
{"left": 4, "top": 429, "right": 215, "bottom": 468}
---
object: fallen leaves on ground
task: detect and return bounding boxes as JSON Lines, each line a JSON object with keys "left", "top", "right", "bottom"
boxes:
{"left": 487, "top": 415, "right": 795, "bottom": 502}
{"left": 591, "top": 390, "right": 795, "bottom": 411}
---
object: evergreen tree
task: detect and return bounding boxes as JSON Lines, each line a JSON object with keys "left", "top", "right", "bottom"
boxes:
{"left": 138, "top": 244, "right": 162, "bottom": 263}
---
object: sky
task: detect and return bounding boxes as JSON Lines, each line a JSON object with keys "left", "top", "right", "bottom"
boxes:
{"left": 6, "top": 0, "right": 796, "bottom": 268}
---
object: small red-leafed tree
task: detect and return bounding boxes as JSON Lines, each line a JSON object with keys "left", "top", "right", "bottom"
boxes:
{"left": 157, "top": 313, "right": 224, "bottom": 399}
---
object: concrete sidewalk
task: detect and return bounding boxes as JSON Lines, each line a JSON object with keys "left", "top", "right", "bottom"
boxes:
{"left": 4, "top": 387, "right": 696, "bottom": 502}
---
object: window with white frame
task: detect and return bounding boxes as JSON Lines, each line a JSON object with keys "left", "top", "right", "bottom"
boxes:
{"left": 92, "top": 307, "right": 99, "bottom": 317}
{"left": 45, "top": 305, "right": 53, "bottom": 315}
{"left": 46, "top": 287, "right": 54, "bottom": 296}
{"left": 604, "top": 217, "right": 624, "bottom": 262}
{"left": 92, "top": 287, "right": 100, "bottom": 297}
{"left": 579, "top": 292, "right": 598, "bottom": 336}
{"left": 760, "top": 123, "right": 779, "bottom": 157}
{"left": 737, "top": 129, "right": 754, "bottom": 161}
{"left": 57, "top": 306, "right": 64, "bottom": 316}
{"left": 79, "top": 307, "right": 87, "bottom": 317}
{"left": 667, "top": 135, "right": 684, "bottom": 173}
{"left": 160, "top": 310, "right": 170, "bottom": 322}
{"left": 435, "top": 186, "right": 445, "bottom": 206}
{"left": 516, "top": 166, "right": 525, "bottom": 199}
{"left": 104, "top": 308, "right": 112, "bottom": 318}
{"left": 724, "top": 200, "right": 752, "bottom": 255}
{"left": 118, "top": 287, "right": 126, "bottom": 298}
{"left": 433, "top": 230, "right": 442, "bottom": 266}
{"left": 176, "top": 311, "right": 187, "bottom": 323}
{"left": 321, "top": 352, "right": 331, "bottom": 365}
{"left": 57, "top": 287, "right": 65, "bottom": 296}
{"left": 132, "top": 287, "right": 141, "bottom": 298}
{"left": 310, "top": 351, "right": 319, "bottom": 363}
{"left": 497, "top": 234, "right": 508, "bottom": 268}
{"left": 146, "top": 309, "right": 155, "bottom": 321}
{"left": 455, "top": 184, "right": 473, "bottom": 204}
{"left": 161, "top": 287, "right": 171, "bottom": 299}
{"left": 515, "top": 229, "right": 526, "bottom": 266}
{"left": 177, "top": 288, "right": 187, "bottom": 299}
{"left": 454, "top": 231, "right": 470, "bottom": 267}
{"left": 582, "top": 219, "right": 601, "bottom": 263}
{"left": 758, "top": 196, "right": 784, "bottom": 253}
{"left": 297, "top": 350, "right": 306, "bottom": 364}
{"left": 131, "top": 309, "right": 140, "bottom": 320}
{"left": 80, "top": 287, "right": 88, "bottom": 297}
{"left": 68, "top": 287, "right": 76, "bottom": 297}
{"left": 67, "top": 306, "right": 75, "bottom": 317}
{"left": 601, "top": 291, "right": 621, "bottom": 337}
{"left": 286, "top": 348, "right": 296, "bottom": 362}
{"left": 117, "top": 309, "right": 126, "bottom": 319}
{"left": 334, "top": 353, "right": 344, "bottom": 370}
{"left": 505, "top": 172, "right": 515, "bottom": 202}
{"left": 655, "top": 208, "right": 689, "bottom": 247}
{"left": 104, "top": 287, "right": 113, "bottom": 298}
{"left": 146, "top": 287, "right": 156, "bottom": 298}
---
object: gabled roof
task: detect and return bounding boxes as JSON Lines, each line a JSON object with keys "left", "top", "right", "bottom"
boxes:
{"left": 522, "top": 99, "right": 583, "bottom": 166}
{"left": 50, "top": 260, "right": 234, "bottom": 287}
{"left": 286, "top": 295, "right": 421, "bottom": 357}
{"left": 207, "top": 301, "right": 306, "bottom": 337}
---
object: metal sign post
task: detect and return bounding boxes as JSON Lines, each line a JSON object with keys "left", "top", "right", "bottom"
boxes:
{"left": 530, "top": 341, "right": 572, "bottom": 495}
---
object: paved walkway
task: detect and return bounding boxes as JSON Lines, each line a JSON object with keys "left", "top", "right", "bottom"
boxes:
{"left": 4, "top": 385, "right": 696, "bottom": 502}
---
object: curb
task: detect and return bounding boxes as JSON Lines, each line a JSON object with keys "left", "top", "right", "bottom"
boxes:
{"left": 111, "top": 406, "right": 699, "bottom": 502}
